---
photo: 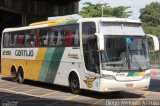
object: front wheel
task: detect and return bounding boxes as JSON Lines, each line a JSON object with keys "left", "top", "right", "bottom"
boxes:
{"left": 70, "top": 73, "right": 80, "bottom": 94}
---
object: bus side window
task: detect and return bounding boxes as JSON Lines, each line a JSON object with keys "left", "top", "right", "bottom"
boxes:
{"left": 25, "top": 31, "right": 31, "bottom": 47}
{"left": 53, "top": 32, "right": 58, "bottom": 45}
{"left": 29, "top": 30, "right": 35, "bottom": 47}
{"left": 35, "top": 30, "right": 41, "bottom": 46}
{"left": 17, "top": 34, "right": 25, "bottom": 47}
{"left": 8, "top": 33, "right": 17, "bottom": 47}
{"left": 63, "top": 24, "right": 79, "bottom": 46}
{"left": 74, "top": 29, "right": 79, "bottom": 46}
{"left": 43, "top": 33, "right": 48, "bottom": 46}
{"left": 30, "top": 35, "right": 35, "bottom": 46}
{"left": 3, "top": 33, "right": 10, "bottom": 47}
{"left": 56, "top": 31, "right": 63, "bottom": 45}
{"left": 49, "top": 32, "right": 55, "bottom": 46}
{"left": 48, "top": 27, "right": 58, "bottom": 46}
{"left": 41, "top": 29, "right": 48, "bottom": 46}
{"left": 64, "top": 30, "right": 74, "bottom": 46}
{"left": 55, "top": 26, "right": 64, "bottom": 46}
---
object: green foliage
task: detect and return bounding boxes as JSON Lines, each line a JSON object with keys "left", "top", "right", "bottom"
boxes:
{"left": 140, "top": 2, "right": 160, "bottom": 61}
{"left": 143, "top": 25, "right": 160, "bottom": 37}
{"left": 79, "top": 2, "right": 132, "bottom": 18}
{"left": 140, "top": 2, "right": 160, "bottom": 27}
{"left": 149, "top": 51, "right": 160, "bottom": 61}
{"left": 140, "top": 2, "right": 160, "bottom": 37}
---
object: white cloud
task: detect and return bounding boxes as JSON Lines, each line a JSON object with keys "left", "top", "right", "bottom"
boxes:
{"left": 79, "top": 0, "right": 160, "bottom": 19}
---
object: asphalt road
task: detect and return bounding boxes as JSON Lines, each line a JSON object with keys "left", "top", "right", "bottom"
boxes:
{"left": 0, "top": 74, "right": 160, "bottom": 106}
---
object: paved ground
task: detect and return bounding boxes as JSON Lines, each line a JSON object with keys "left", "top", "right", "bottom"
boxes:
{"left": 0, "top": 73, "right": 160, "bottom": 106}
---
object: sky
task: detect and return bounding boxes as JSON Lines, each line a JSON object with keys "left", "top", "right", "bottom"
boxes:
{"left": 79, "top": 0, "right": 160, "bottom": 19}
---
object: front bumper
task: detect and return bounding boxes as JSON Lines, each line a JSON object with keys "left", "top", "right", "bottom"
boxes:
{"left": 98, "top": 78, "right": 150, "bottom": 92}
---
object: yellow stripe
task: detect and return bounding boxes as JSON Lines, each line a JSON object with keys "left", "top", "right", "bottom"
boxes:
{"left": 92, "top": 99, "right": 105, "bottom": 106}
{"left": 22, "top": 91, "right": 60, "bottom": 102}
{"left": 8, "top": 86, "right": 20, "bottom": 90}
{"left": 26, "top": 48, "right": 47, "bottom": 80}
{"left": 24, "top": 88, "right": 42, "bottom": 93}
{"left": 132, "top": 91, "right": 149, "bottom": 106}
{"left": 65, "top": 95, "right": 79, "bottom": 100}
{"left": 139, "top": 72, "right": 145, "bottom": 76}
{"left": 39, "top": 91, "right": 60, "bottom": 97}
{"left": 0, "top": 83, "right": 10, "bottom": 86}
{"left": 36, "top": 48, "right": 47, "bottom": 60}
{"left": 46, "top": 95, "right": 79, "bottom": 106}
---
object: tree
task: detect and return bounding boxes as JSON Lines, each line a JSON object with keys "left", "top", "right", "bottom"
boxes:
{"left": 79, "top": 2, "right": 132, "bottom": 18}
{"left": 139, "top": 2, "right": 160, "bottom": 36}
{"left": 139, "top": 2, "right": 160, "bottom": 62}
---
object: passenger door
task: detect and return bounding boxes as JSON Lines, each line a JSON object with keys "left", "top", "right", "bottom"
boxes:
{"left": 82, "top": 22, "right": 100, "bottom": 74}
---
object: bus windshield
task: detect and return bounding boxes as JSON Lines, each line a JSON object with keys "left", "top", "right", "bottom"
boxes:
{"left": 102, "top": 36, "right": 149, "bottom": 71}
{"left": 99, "top": 21, "right": 149, "bottom": 71}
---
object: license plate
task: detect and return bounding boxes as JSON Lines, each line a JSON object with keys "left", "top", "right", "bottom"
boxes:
{"left": 126, "top": 84, "right": 133, "bottom": 87}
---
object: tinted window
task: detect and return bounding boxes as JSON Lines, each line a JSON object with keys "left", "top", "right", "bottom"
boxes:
{"left": 3, "top": 33, "right": 10, "bottom": 47}
{"left": 3, "top": 24, "right": 79, "bottom": 48}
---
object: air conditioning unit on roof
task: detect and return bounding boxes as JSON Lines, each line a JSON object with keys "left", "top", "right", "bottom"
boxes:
{"left": 48, "top": 14, "right": 83, "bottom": 20}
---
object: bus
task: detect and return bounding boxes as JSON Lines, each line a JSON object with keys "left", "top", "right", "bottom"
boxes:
{"left": 1, "top": 17, "right": 159, "bottom": 94}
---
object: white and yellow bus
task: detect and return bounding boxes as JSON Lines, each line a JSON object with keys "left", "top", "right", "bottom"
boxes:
{"left": 1, "top": 17, "right": 159, "bottom": 94}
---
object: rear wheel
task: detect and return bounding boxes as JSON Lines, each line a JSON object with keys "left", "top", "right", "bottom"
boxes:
{"left": 11, "top": 68, "right": 17, "bottom": 82}
{"left": 18, "top": 68, "right": 25, "bottom": 84}
{"left": 70, "top": 73, "right": 80, "bottom": 94}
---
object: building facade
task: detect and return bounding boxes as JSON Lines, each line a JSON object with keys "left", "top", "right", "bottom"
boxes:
{"left": 0, "top": 0, "right": 79, "bottom": 30}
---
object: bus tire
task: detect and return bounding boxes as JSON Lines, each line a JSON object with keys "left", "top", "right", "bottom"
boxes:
{"left": 11, "top": 66, "right": 18, "bottom": 82}
{"left": 112, "top": 91, "right": 121, "bottom": 94}
{"left": 18, "top": 67, "right": 25, "bottom": 84}
{"left": 69, "top": 73, "right": 80, "bottom": 94}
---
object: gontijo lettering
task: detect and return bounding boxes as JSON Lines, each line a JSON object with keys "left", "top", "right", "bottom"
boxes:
{"left": 15, "top": 50, "right": 34, "bottom": 57}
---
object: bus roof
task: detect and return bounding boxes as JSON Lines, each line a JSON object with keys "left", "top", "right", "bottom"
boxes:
{"left": 79, "top": 17, "right": 141, "bottom": 23}
{"left": 3, "top": 18, "right": 79, "bottom": 33}
{"left": 3, "top": 17, "right": 141, "bottom": 33}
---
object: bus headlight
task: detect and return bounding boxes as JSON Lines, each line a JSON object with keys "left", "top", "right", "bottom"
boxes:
{"left": 102, "top": 74, "right": 116, "bottom": 80}
{"left": 143, "top": 73, "right": 151, "bottom": 79}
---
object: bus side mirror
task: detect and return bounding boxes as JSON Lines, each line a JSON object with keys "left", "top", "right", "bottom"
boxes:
{"left": 146, "top": 34, "right": 159, "bottom": 52}
{"left": 95, "top": 33, "right": 104, "bottom": 52}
